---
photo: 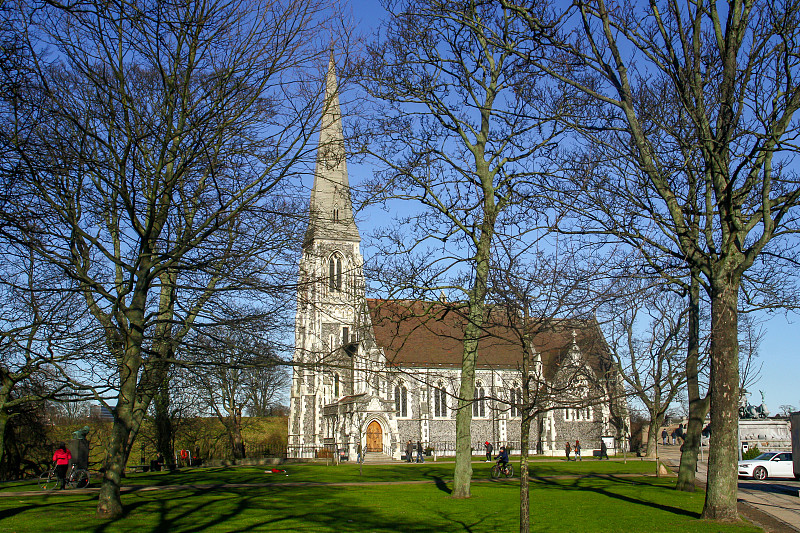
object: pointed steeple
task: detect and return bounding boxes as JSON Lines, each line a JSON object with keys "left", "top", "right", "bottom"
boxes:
{"left": 305, "top": 52, "right": 360, "bottom": 245}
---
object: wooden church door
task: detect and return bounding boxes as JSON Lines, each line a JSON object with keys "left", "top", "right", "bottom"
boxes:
{"left": 366, "top": 421, "right": 382, "bottom": 452}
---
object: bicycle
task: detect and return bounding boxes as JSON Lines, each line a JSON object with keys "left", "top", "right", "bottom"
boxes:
{"left": 38, "top": 464, "right": 90, "bottom": 490}
{"left": 490, "top": 461, "right": 514, "bottom": 479}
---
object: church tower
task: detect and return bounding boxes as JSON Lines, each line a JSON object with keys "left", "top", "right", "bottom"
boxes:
{"left": 288, "top": 54, "right": 369, "bottom": 452}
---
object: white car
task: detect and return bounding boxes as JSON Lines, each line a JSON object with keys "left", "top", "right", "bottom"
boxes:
{"left": 738, "top": 451, "right": 794, "bottom": 480}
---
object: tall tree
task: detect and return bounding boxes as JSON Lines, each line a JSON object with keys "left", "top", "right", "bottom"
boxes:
{"left": 184, "top": 326, "right": 286, "bottom": 460}
{"left": 359, "top": 0, "right": 561, "bottom": 498}
{"left": 486, "top": 241, "right": 622, "bottom": 533}
{"left": 0, "top": 249, "right": 90, "bottom": 479}
{"left": 600, "top": 282, "right": 690, "bottom": 458}
{"left": 1, "top": 0, "right": 325, "bottom": 517}
{"left": 505, "top": 0, "right": 800, "bottom": 520}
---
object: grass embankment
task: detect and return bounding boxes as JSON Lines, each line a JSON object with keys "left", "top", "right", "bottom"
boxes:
{"left": 0, "top": 460, "right": 760, "bottom": 532}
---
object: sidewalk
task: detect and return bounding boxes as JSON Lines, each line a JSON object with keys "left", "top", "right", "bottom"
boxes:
{"left": 658, "top": 444, "right": 800, "bottom": 532}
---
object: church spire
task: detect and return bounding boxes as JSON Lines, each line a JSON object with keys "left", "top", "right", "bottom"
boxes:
{"left": 305, "top": 52, "right": 360, "bottom": 245}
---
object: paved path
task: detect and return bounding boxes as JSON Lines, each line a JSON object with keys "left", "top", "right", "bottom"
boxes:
{"left": 658, "top": 445, "right": 800, "bottom": 532}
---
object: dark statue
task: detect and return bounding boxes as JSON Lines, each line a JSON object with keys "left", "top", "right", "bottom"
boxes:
{"left": 71, "top": 425, "right": 90, "bottom": 440}
{"left": 738, "top": 390, "right": 770, "bottom": 419}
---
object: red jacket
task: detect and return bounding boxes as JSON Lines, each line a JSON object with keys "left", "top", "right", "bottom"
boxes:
{"left": 53, "top": 448, "right": 72, "bottom": 465}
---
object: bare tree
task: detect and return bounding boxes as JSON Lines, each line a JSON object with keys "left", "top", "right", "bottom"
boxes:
{"left": 1, "top": 0, "right": 327, "bottom": 518}
{"left": 600, "top": 283, "right": 690, "bottom": 458}
{"left": 504, "top": 0, "right": 800, "bottom": 520}
{"left": 486, "top": 244, "right": 626, "bottom": 533}
{"left": 184, "top": 327, "right": 285, "bottom": 460}
{"left": 0, "top": 247, "right": 93, "bottom": 478}
{"left": 358, "top": 0, "right": 562, "bottom": 498}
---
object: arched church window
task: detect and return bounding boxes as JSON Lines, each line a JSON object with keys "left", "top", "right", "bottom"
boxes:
{"left": 434, "top": 382, "right": 447, "bottom": 418}
{"left": 473, "top": 382, "right": 485, "bottom": 418}
{"left": 328, "top": 255, "right": 343, "bottom": 291}
{"left": 395, "top": 383, "right": 408, "bottom": 417}
{"left": 510, "top": 383, "right": 521, "bottom": 417}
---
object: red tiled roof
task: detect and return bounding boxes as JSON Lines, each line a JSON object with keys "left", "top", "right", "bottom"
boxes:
{"left": 366, "top": 299, "right": 611, "bottom": 377}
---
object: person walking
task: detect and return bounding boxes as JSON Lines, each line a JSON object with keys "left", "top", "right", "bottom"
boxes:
{"left": 565, "top": 441, "right": 571, "bottom": 461}
{"left": 661, "top": 428, "right": 668, "bottom": 446}
{"left": 52, "top": 443, "right": 72, "bottom": 489}
{"left": 574, "top": 440, "right": 581, "bottom": 461}
{"left": 406, "top": 440, "right": 413, "bottom": 463}
{"left": 357, "top": 442, "right": 363, "bottom": 464}
{"left": 600, "top": 439, "right": 609, "bottom": 460}
{"left": 484, "top": 441, "right": 493, "bottom": 462}
{"left": 416, "top": 440, "right": 424, "bottom": 463}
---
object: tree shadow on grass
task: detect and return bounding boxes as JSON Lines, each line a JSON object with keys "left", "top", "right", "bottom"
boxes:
{"left": 533, "top": 475, "right": 699, "bottom": 519}
{"left": 432, "top": 476, "right": 452, "bottom": 494}
{"left": 0, "top": 493, "right": 98, "bottom": 522}
{"left": 86, "top": 484, "right": 482, "bottom": 533}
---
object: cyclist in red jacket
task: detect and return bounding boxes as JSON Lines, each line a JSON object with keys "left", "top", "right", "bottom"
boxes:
{"left": 52, "top": 443, "right": 72, "bottom": 489}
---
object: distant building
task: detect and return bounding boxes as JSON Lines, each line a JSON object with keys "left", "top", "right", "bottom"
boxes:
{"left": 287, "top": 56, "right": 629, "bottom": 460}
{"left": 89, "top": 404, "right": 114, "bottom": 421}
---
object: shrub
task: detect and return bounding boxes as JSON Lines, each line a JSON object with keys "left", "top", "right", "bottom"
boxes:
{"left": 742, "top": 446, "right": 762, "bottom": 460}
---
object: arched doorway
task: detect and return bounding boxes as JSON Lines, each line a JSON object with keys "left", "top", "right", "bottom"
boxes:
{"left": 366, "top": 420, "right": 383, "bottom": 452}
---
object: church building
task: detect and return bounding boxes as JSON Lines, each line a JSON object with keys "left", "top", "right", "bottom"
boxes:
{"left": 287, "top": 57, "right": 629, "bottom": 461}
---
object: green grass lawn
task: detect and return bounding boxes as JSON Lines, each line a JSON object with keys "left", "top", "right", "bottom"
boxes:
{"left": 0, "top": 462, "right": 760, "bottom": 532}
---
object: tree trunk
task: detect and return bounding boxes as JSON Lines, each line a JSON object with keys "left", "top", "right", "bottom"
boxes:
{"left": 519, "top": 339, "right": 532, "bottom": 533}
{"left": 452, "top": 206, "right": 495, "bottom": 498}
{"left": 452, "top": 331, "right": 477, "bottom": 498}
{"left": 644, "top": 415, "right": 663, "bottom": 458}
{"left": 519, "top": 410, "right": 531, "bottom": 533}
{"left": 0, "top": 409, "right": 8, "bottom": 479}
{"left": 227, "top": 416, "right": 245, "bottom": 460}
{"left": 97, "top": 332, "right": 149, "bottom": 518}
{"left": 153, "top": 377, "right": 176, "bottom": 470}
{"left": 96, "top": 409, "right": 132, "bottom": 518}
{"left": 701, "top": 274, "right": 740, "bottom": 521}
{"left": 677, "top": 272, "right": 709, "bottom": 491}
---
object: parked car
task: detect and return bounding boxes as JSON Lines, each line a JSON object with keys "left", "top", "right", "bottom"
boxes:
{"left": 738, "top": 452, "right": 794, "bottom": 480}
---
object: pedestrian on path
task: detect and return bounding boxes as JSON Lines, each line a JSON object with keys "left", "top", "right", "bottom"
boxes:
{"left": 574, "top": 440, "right": 581, "bottom": 461}
{"left": 406, "top": 440, "right": 413, "bottom": 463}
{"left": 600, "top": 440, "right": 609, "bottom": 460}
{"left": 484, "top": 441, "right": 493, "bottom": 462}
{"left": 661, "top": 428, "right": 667, "bottom": 446}
{"left": 416, "top": 440, "right": 424, "bottom": 463}
{"left": 565, "top": 441, "right": 571, "bottom": 461}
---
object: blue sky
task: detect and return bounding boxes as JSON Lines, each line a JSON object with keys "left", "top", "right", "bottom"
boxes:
{"left": 340, "top": 0, "right": 800, "bottom": 415}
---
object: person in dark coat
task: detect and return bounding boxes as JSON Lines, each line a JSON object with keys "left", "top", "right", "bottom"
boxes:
{"left": 565, "top": 441, "right": 571, "bottom": 461}
{"left": 600, "top": 440, "right": 609, "bottom": 460}
{"left": 416, "top": 440, "right": 424, "bottom": 463}
{"left": 406, "top": 440, "right": 413, "bottom": 462}
{"left": 484, "top": 441, "right": 493, "bottom": 462}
